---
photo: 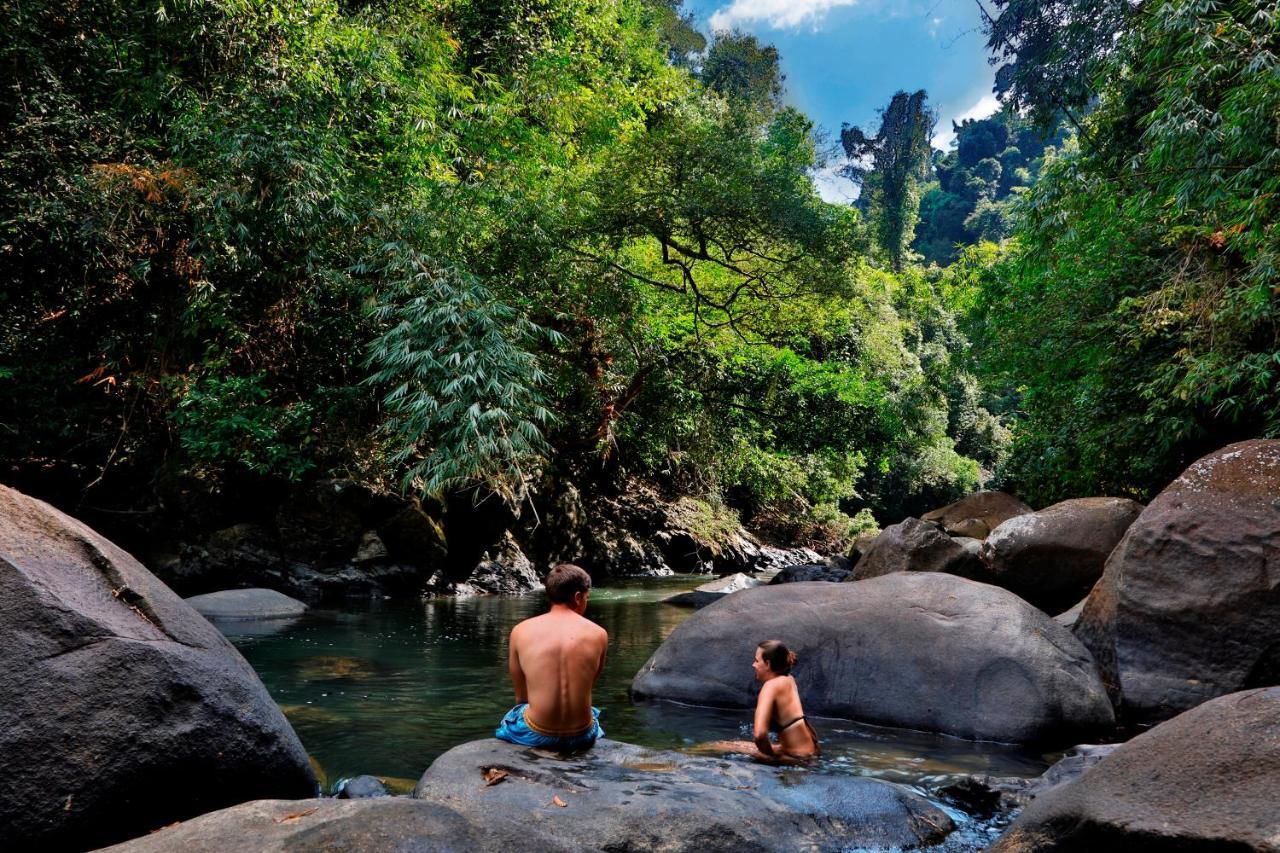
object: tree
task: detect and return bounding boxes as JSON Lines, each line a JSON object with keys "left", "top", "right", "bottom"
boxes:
{"left": 700, "top": 30, "right": 784, "bottom": 112}
{"left": 841, "top": 90, "right": 935, "bottom": 271}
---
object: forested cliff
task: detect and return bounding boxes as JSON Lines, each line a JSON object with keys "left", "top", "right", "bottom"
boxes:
{"left": 1, "top": 0, "right": 1275, "bottom": 560}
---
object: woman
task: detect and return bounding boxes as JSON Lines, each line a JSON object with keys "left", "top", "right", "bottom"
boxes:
{"left": 749, "top": 639, "right": 820, "bottom": 761}
{"left": 692, "top": 639, "right": 820, "bottom": 763}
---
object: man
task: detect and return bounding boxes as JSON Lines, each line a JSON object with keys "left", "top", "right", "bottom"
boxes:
{"left": 495, "top": 563, "right": 609, "bottom": 750}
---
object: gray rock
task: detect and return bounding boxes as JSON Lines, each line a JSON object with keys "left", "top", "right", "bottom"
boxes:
{"left": 769, "top": 562, "right": 852, "bottom": 584}
{"left": 979, "top": 497, "right": 1143, "bottom": 614}
{"left": 0, "top": 485, "right": 316, "bottom": 852}
{"left": 352, "top": 530, "right": 388, "bottom": 564}
{"left": 96, "top": 798, "right": 576, "bottom": 853}
{"left": 335, "top": 775, "right": 389, "bottom": 799}
{"left": 633, "top": 575, "right": 1115, "bottom": 744}
{"left": 992, "top": 687, "right": 1280, "bottom": 851}
{"left": 850, "top": 517, "right": 984, "bottom": 581}
{"left": 1075, "top": 440, "right": 1280, "bottom": 722}
{"left": 1054, "top": 597, "right": 1087, "bottom": 629}
{"left": 184, "top": 588, "right": 308, "bottom": 621}
{"left": 663, "top": 572, "right": 764, "bottom": 608}
{"left": 452, "top": 532, "right": 540, "bottom": 595}
{"left": 922, "top": 491, "right": 1032, "bottom": 539}
{"left": 413, "top": 739, "right": 954, "bottom": 852}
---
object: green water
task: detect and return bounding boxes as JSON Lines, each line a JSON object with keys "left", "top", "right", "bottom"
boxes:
{"left": 227, "top": 577, "right": 1055, "bottom": 795}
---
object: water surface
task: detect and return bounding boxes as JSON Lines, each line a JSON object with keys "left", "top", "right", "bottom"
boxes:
{"left": 228, "top": 577, "right": 1056, "bottom": 799}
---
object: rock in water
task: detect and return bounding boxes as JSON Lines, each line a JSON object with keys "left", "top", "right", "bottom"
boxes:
{"left": 412, "top": 739, "right": 954, "bottom": 852}
{"left": 0, "top": 485, "right": 317, "bottom": 852}
{"left": 662, "top": 572, "right": 763, "bottom": 608}
{"left": 769, "top": 562, "right": 852, "bottom": 584}
{"left": 851, "top": 517, "right": 984, "bottom": 581}
{"left": 979, "top": 497, "right": 1143, "bottom": 613}
{"left": 1074, "top": 440, "right": 1280, "bottom": 722}
{"left": 991, "top": 687, "right": 1280, "bottom": 851}
{"left": 633, "top": 575, "right": 1114, "bottom": 743}
{"left": 96, "top": 798, "right": 573, "bottom": 853}
{"left": 335, "top": 775, "right": 390, "bottom": 799}
{"left": 184, "top": 588, "right": 309, "bottom": 620}
{"left": 921, "top": 491, "right": 1032, "bottom": 539}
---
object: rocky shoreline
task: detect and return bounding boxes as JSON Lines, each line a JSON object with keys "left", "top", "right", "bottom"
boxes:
{"left": 1, "top": 440, "right": 1278, "bottom": 851}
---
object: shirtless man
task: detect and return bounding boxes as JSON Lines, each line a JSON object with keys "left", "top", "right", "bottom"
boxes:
{"left": 494, "top": 563, "right": 609, "bottom": 751}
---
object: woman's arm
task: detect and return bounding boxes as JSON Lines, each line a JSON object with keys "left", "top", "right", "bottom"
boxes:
{"left": 753, "top": 682, "right": 776, "bottom": 757}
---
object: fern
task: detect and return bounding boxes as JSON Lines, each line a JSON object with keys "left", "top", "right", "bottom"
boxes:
{"left": 365, "top": 243, "right": 558, "bottom": 504}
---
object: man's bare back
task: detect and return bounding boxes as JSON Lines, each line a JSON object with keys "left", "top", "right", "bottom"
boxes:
{"left": 509, "top": 608, "right": 607, "bottom": 734}
{"left": 496, "top": 563, "right": 609, "bottom": 749}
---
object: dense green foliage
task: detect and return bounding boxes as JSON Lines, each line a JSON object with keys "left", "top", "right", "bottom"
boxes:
{"left": 0, "top": 0, "right": 995, "bottom": 535}
{"left": 970, "top": 0, "right": 1280, "bottom": 502}
{"left": 913, "top": 111, "right": 1068, "bottom": 265}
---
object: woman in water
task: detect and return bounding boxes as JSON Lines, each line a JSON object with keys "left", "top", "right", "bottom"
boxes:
{"left": 750, "top": 639, "right": 820, "bottom": 762}
{"left": 693, "top": 639, "right": 820, "bottom": 763}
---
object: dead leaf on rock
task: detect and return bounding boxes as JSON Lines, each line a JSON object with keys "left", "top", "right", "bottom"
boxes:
{"left": 273, "top": 807, "right": 319, "bottom": 824}
{"left": 483, "top": 768, "right": 509, "bottom": 787}
{"left": 551, "top": 795, "right": 568, "bottom": 808}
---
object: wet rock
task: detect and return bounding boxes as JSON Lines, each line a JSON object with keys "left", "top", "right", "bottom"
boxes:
{"left": 769, "top": 562, "right": 851, "bottom": 584}
{"left": 1075, "top": 440, "right": 1280, "bottom": 722}
{"left": 413, "top": 739, "right": 954, "bottom": 852}
{"left": 921, "top": 491, "right": 1032, "bottom": 539}
{"left": 992, "top": 687, "right": 1280, "bottom": 851}
{"left": 942, "top": 744, "right": 1118, "bottom": 817}
{"left": 0, "top": 485, "right": 316, "bottom": 852}
{"left": 663, "top": 573, "right": 763, "bottom": 608}
{"left": 633, "top": 575, "right": 1115, "bottom": 744}
{"left": 335, "top": 776, "right": 389, "bottom": 799}
{"left": 979, "top": 498, "right": 1143, "bottom": 614}
{"left": 458, "top": 532, "right": 541, "bottom": 595}
{"left": 96, "top": 798, "right": 572, "bottom": 853}
{"left": 184, "top": 588, "right": 308, "bottom": 621}
{"left": 850, "top": 518, "right": 984, "bottom": 581}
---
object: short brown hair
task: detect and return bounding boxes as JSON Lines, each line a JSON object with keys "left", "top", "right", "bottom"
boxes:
{"left": 545, "top": 563, "right": 591, "bottom": 604}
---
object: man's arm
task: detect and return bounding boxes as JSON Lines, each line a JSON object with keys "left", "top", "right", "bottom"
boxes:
{"left": 508, "top": 629, "right": 528, "bottom": 704}
{"left": 753, "top": 682, "right": 776, "bottom": 757}
{"left": 593, "top": 628, "right": 609, "bottom": 686}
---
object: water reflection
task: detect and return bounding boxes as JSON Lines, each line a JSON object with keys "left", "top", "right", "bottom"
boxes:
{"left": 228, "top": 578, "right": 1055, "bottom": 792}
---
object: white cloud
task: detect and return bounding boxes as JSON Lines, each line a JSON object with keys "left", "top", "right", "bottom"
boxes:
{"left": 811, "top": 162, "right": 859, "bottom": 204}
{"left": 708, "top": 0, "right": 861, "bottom": 31}
{"left": 931, "top": 92, "right": 1001, "bottom": 150}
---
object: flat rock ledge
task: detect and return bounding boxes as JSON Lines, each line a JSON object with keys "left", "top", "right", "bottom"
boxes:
{"left": 95, "top": 797, "right": 574, "bottom": 853}
{"left": 184, "top": 588, "right": 309, "bottom": 620}
{"left": 412, "top": 739, "right": 955, "bottom": 852}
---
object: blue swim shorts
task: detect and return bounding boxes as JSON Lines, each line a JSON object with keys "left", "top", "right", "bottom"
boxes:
{"left": 494, "top": 703, "right": 604, "bottom": 750}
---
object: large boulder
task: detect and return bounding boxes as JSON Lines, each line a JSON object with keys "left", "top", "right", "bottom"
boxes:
{"left": 922, "top": 490, "right": 1032, "bottom": 539}
{"left": 979, "top": 498, "right": 1143, "bottom": 613}
{"left": 1075, "top": 440, "right": 1280, "bottom": 722}
{"left": 992, "top": 687, "right": 1280, "bottom": 851}
{"left": 633, "top": 575, "right": 1115, "bottom": 743}
{"left": 97, "top": 798, "right": 573, "bottom": 853}
{"left": 184, "top": 588, "right": 308, "bottom": 621}
{"left": 0, "top": 485, "right": 317, "bottom": 852}
{"left": 412, "top": 739, "right": 955, "bottom": 852}
{"left": 850, "top": 517, "right": 984, "bottom": 581}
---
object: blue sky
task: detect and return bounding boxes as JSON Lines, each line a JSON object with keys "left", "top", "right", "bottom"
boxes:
{"left": 684, "top": 0, "right": 1002, "bottom": 201}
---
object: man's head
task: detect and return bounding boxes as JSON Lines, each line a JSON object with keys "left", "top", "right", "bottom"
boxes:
{"left": 545, "top": 563, "right": 591, "bottom": 612}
